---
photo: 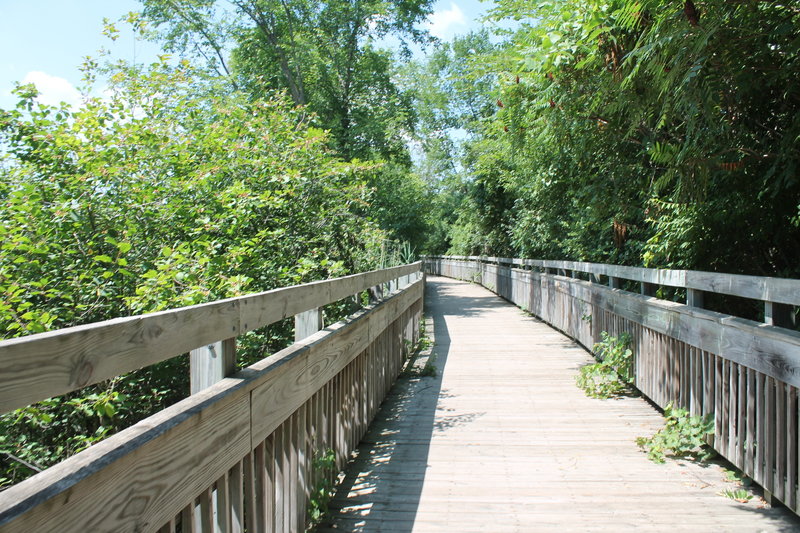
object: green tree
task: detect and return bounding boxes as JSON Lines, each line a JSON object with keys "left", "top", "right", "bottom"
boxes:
{"left": 438, "top": 0, "right": 800, "bottom": 274}
{"left": 0, "top": 58, "right": 387, "bottom": 485}
{"left": 137, "top": 0, "right": 433, "bottom": 162}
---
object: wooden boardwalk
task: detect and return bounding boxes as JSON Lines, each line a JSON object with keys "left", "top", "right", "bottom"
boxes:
{"left": 321, "top": 276, "right": 800, "bottom": 532}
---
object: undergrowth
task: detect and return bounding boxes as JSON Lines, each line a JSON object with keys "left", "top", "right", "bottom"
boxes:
{"left": 576, "top": 331, "right": 633, "bottom": 398}
{"left": 636, "top": 403, "right": 715, "bottom": 463}
{"left": 307, "top": 449, "right": 336, "bottom": 528}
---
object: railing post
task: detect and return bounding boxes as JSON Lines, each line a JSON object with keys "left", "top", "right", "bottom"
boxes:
{"left": 608, "top": 276, "right": 621, "bottom": 289}
{"left": 190, "top": 338, "right": 237, "bottom": 394}
{"left": 368, "top": 284, "right": 384, "bottom": 304}
{"left": 765, "top": 301, "right": 795, "bottom": 329}
{"left": 640, "top": 282, "right": 657, "bottom": 296}
{"left": 687, "top": 288, "right": 704, "bottom": 308}
{"left": 295, "top": 308, "right": 324, "bottom": 341}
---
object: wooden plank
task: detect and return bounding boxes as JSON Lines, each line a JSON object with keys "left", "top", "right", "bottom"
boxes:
{"left": 294, "top": 308, "right": 323, "bottom": 342}
{"left": 0, "top": 279, "right": 423, "bottom": 532}
{"left": 426, "top": 256, "right": 800, "bottom": 306}
{"left": 746, "top": 368, "right": 756, "bottom": 478}
{"left": 181, "top": 505, "right": 195, "bottom": 533}
{"left": 199, "top": 489, "right": 213, "bottom": 532}
{"left": 191, "top": 338, "right": 237, "bottom": 394}
{"left": 263, "top": 435, "right": 275, "bottom": 533}
{"left": 243, "top": 451, "right": 257, "bottom": 533}
{"left": 230, "top": 460, "right": 244, "bottom": 533}
{"left": 765, "top": 377, "right": 776, "bottom": 493}
{"left": 787, "top": 387, "right": 797, "bottom": 510}
{"left": 777, "top": 382, "right": 787, "bottom": 501}
{"left": 273, "top": 425, "right": 285, "bottom": 533}
{"left": 727, "top": 360, "right": 736, "bottom": 459}
{"left": 0, "top": 263, "right": 422, "bottom": 415}
{"left": 289, "top": 414, "right": 298, "bottom": 533}
{"left": 0, "top": 298, "right": 240, "bottom": 414}
{"left": 0, "top": 376, "right": 250, "bottom": 532}
{"left": 757, "top": 372, "right": 766, "bottom": 482}
{"left": 239, "top": 262, "right": 420, "bottom": 334}
{"left": 216, "top": 473, "right": 231, "bottom": 533}
{"left": 738, "top": 365, "right": 746, "bottom": 468}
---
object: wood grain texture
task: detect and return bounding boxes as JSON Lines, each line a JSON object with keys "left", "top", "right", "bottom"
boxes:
{"left": 0, "top": 299, "right": 239, "bottom": 414}
{"left": 325, "top": 277, "right": 800, "bottom": 531}
{"left": 0, "top": 277, "right": 424, "bottom": 533}
{"left": 0, "top": 377, "right": 251, "bottom": 532}
{"left": 190, "top": 338, "right": 237, "bottom": 394}
{"left": 427, "top": 257, "right": 800, "bottom": 516}
{"left": 0, "top": 263, "right": 422, "bottom": 415}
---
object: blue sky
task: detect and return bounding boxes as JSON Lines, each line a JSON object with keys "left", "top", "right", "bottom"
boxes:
{"left": 0, "top": 0, "right": 496, "bottom": 110}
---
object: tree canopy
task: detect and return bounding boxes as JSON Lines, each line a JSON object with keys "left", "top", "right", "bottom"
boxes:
{"left": 2, "top": 0, "right": 799, "bottom": 488}
{"left": 430, "top": 0, "right": 800, "bottom": 277}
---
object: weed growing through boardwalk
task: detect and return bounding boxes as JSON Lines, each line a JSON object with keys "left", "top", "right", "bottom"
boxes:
{"left": 576, "top": 331, "right": 633, "bottom": 398}
{"left": 636, "top": 403, "right": 715, "bottom": 463}
{"left": 720, "top": 488, "right": 754, "bottom": 503}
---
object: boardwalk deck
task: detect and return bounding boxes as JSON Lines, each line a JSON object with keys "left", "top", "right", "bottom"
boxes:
{"left": 321, "top": 276, "right": 800, "bottom": 532}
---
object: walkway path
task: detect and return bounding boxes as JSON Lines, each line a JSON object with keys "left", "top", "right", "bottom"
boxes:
{"left": 320, "top": 276, "right": 800, "bottom": 532}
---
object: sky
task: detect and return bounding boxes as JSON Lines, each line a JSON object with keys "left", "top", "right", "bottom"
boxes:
{"left": 0, "top": 0, "right": 497, "bottom": 111}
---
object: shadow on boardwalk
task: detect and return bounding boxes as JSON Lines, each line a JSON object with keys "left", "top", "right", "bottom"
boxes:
{"left": 319, "top": 277, "right": 800, "bottom": 532}
{"left": 318, "top": 279, "right": 454, "bottom": 531}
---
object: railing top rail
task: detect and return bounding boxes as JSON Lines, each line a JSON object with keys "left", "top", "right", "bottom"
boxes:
{"left": 424, "top": 256, "right": 800, "bottom": 306}
{"left": 0, "top": 262, "right": 422, "bottom": 415}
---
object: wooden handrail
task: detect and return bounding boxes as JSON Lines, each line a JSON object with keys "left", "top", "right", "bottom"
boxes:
{"left": 426, "top": 256, "right": 800, "bottom": 513}
{"left": 0, "top": 262, "right": 422, "bottom": 414}
{"left": 426, "top": 256, "right": 800, "bottom": 306}
{"left": 425, "top": 255, "right": 800, "bottom": 328}
{"left": 0, "top": 267, "right": 425, "bottom": 532}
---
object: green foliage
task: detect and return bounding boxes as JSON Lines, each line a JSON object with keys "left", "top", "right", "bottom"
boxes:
{"left": 636, "top": 403, "right": 715, "bottom": 464}
{"left": 576, "top": 332, "right": 633, "bottom": 398}
{"left": 418, "top": 353, "right": 438, "bottom": 378}
{"left": 400, "top": 31, "right": 500, "bottom": 254}
{"left": 308, "top": 449, "right": 337, "bottom": 527}
{"left": 719, "top": 488, "right": 753, "bottom": 504}
{"left": 426, "top": 0, "right": 800, "bottom": 276}
{"left": 0, "top": 57, "right": 390, "bottom": 486}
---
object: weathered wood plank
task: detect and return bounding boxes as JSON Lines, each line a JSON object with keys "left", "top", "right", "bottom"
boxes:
{"left": 0, "top": 276, "right": 423, "bottom": 532}
{"left": 427, "top": 256, "right": 800, "bottom": 306}
{"left": 0, "top": 299, "right": 240, "bottom": 414}
{"left": 0, "top": 377, "right": 251, "bottom": 532}
{"left": 0, "top": 263, "right": 422, "bottom": 415}
{"left": 191, "top": 338, "right": 237, "bottom": 394}
{"left": 327, "top": 276, "right": 800, "bottom": 531}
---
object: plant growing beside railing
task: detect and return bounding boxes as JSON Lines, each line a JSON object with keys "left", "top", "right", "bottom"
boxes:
{"left": 636, "top": 403, "right": 715, "bottom": 463}
{"left": 308, "top": 449, "right": 337, "bottom": 528}
{"left": 402, "top": 316, "right": 438, "bottom": 378}
{"left": 576, "top": 332, "right": 633, "bottom": 398}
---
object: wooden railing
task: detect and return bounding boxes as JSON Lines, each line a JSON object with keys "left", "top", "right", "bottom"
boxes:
{"left": 425, "top": 255, "right": 800, "bottom": 512}
{"left": 0, "top": 263, "right": 424, "bottom": 532}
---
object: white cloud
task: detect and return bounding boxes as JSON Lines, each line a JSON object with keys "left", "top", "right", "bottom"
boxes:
{"left": 20, "top": 71, "right": 81, "bottom": 108}
{"left": 426, "top": 3, "right": 467, "bottom": 40}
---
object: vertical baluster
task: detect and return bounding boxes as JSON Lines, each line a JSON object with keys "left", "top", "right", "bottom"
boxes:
{"left": 746, "top": 369, "right": 756, "bottom": 479}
